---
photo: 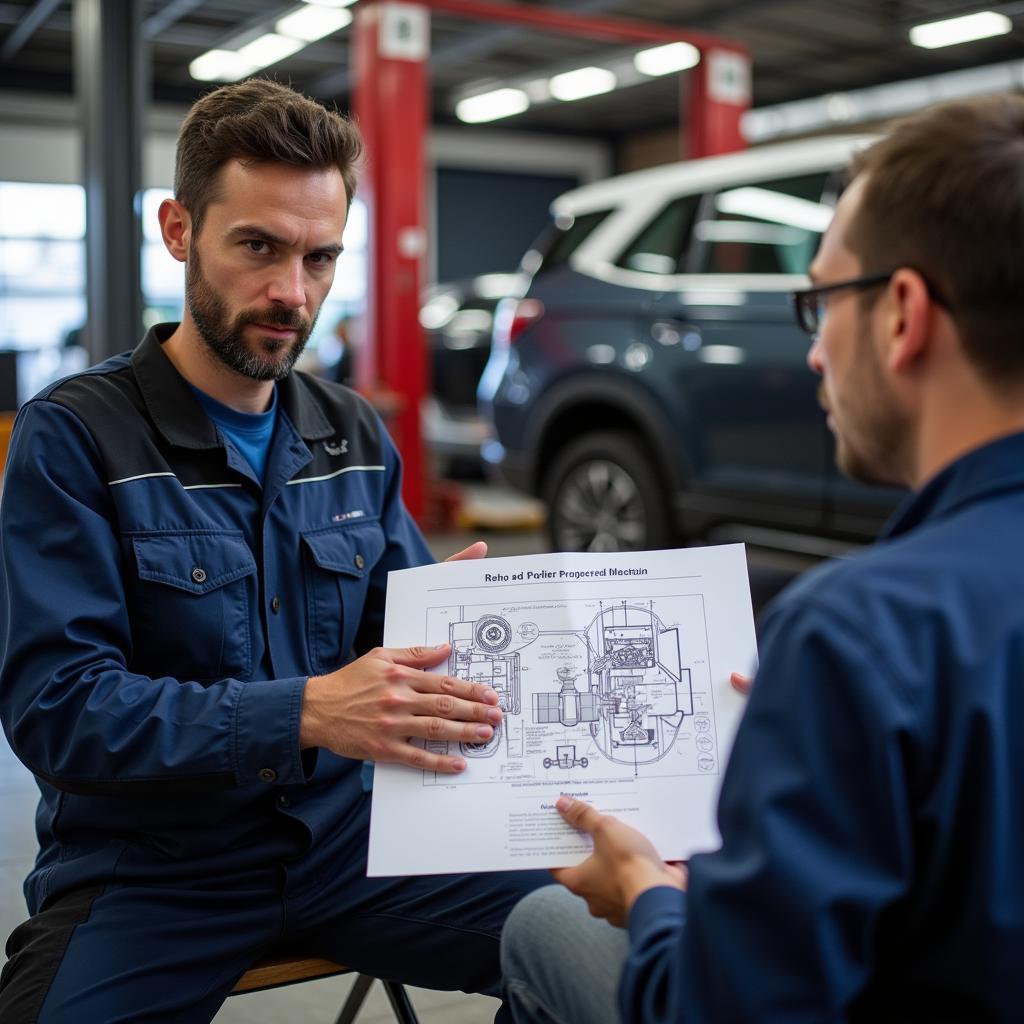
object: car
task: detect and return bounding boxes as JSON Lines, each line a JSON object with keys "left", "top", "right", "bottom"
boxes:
{"left": 478, "top": 135, "right": 905, "bottom": 553}
{"left": 420, "top": 273, "right": 528, "bottom": 477}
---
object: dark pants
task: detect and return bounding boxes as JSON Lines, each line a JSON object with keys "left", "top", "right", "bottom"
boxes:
{"left": 0, "top": 804, "right": 547, "bottom": 1022}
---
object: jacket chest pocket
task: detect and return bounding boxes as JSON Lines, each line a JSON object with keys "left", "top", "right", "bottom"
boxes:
{"left": 128, "top": 531, "right": 257, "bottom": 682}
{"left": 302, "top": 521, "right": 386, "bottom": 675}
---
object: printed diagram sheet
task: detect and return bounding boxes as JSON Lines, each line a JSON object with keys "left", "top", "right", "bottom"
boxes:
{"left": 428, "top": 597, "right": 705, "bottom": 785}
{"left": 368, "top": 545, "right": 756, "bottom": 876}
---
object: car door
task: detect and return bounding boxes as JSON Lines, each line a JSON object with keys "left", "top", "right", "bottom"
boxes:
{"left": 639, "top": 171, "right": 834, "bottom": 534}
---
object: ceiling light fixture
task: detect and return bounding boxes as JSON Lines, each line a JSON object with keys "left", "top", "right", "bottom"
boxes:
{"left": 909, "top": 10, "right": 1012, "bottom": 49}
{"left": 549, "top": 66, "right": 617, "bottom": 102}
{"left": 189, "top": 49, "right": 257, "bottom": 82}
{"left": 300, "top": 0, "right": 357, "bottom": 7}
{"left": 634, "top": 41, "right": 700, "bottom": 76}
{"left": 455, "top": 88, "right": 530, "bottom": 123}
{"left": 277, "top": 5, "right": 353, "bottom": 42}
{"left": 235, "top": 33, "right": 305, "bottom": 68}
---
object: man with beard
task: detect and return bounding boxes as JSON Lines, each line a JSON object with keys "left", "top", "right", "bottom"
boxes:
{"left": 0, "top": 79, "right": 544, "bottom": 1022}
{"left": 501, "top": 94, "right": 1024, "bottom": 1023}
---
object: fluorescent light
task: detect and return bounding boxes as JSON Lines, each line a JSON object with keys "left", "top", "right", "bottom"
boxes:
{"left": 236, "top": 33, "right": 305, "bottom": 69}
{"left": 301, "top": 0, "right": 357, "bottom": 6}
{"left": 189, "top": 49, "right": 257, "bottom": 82}
{"left": 549, "top": 66, "right": 617, "bottom": 102}
{"left": 634, "top": 41, "right": 700, "bottom": 77}
{"left": 910, "top": 11, "right": 1011, "bottom": 49}
{"left": 277, "top": 5, "right": 352, "bottom": 42}
{"left": 455, "top": 87, "right": 530, "bottom": 123}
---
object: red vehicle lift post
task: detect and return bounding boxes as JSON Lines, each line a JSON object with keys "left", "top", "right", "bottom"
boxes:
{"left": 353, "top": 0, "right": 749, "bottom": 520}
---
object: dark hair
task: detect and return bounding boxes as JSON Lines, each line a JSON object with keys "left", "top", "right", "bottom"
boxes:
{"left": 174, "top": 78, "right": 363, "bottom": 232}
{"left": 846, "top": 93, "right": 1024, "bottom": 385}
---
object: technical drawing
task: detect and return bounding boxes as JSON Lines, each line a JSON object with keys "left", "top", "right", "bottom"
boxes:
{"left": 534, "top": 667, "right": 599, "bottom": 727}
{"left": 449, "top": 615, "right": 522, "bottom": 758}
{"left": 585, "top": 602, "right": 692, "bottom": 767}
{"left": 422, "top": 593, "right": 714, "bottom": 785}
{"left": 543, "top": 744, "right": 588, "bottom": 770}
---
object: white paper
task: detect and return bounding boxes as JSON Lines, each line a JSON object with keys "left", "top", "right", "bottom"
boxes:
{"left": 368, "top": 544, "right": 757, "bottom": 876}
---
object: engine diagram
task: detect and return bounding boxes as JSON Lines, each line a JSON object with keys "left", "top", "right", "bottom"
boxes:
{"left": 420, "top": 594, "right": 718, "bottom": 786}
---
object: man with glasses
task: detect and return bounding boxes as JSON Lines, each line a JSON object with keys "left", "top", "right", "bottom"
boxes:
{"left": 500, "top": 93, "right": 1024, "bottom": 1022}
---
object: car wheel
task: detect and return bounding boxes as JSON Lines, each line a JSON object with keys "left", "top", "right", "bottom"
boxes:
{"left": 543, "top": 431, "right": 673, "bottom": 552}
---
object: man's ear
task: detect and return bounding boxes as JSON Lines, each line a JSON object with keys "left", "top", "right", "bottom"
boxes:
{"left": 158, "top": 198, "right": 192, "bottom": 264}
{"left": 885, "top": 267, "right": 932, "bottom": 374}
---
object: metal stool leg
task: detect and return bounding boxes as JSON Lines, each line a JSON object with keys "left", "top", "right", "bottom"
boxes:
{"left": 333, "top": 973, "right": 375, "bottom": 1024}
{"left": 382, "top": 980, "right": 420, "bottom": 1024}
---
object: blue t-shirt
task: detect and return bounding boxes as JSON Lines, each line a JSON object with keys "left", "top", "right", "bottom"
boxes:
{"left": 188, "top": 383, "right": 278, "bottom": 482}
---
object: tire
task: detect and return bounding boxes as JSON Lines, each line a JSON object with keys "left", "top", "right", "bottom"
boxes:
{"left": 542, "top": 431, "right": 674, "bottom": 552}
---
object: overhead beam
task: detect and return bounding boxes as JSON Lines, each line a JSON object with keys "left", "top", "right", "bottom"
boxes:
{"left": 143, "top": 0, "right": 206, "bottom": 41}
{"left": 1, "top": 0, "right": 62, "bottom": 60}
{"left": 311, "top": 0, "right": 627, "bottom": 97}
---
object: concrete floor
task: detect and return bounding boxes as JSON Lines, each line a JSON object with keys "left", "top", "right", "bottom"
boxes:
{"left": 0, "top": 490, "right": 822, "bottom": 1022}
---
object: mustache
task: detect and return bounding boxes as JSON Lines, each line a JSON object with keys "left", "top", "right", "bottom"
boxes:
{"left": 236, "top": 308, "right": 309, "bottom": 331}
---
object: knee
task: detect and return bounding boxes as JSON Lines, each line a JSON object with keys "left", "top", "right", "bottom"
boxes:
{"left": 501, "top": 884, "right": 583, "bottom": 976}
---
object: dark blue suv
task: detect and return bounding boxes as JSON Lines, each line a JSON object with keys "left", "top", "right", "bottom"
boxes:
{"left": 478, "top": 136, "right": 903, "bottom": 552}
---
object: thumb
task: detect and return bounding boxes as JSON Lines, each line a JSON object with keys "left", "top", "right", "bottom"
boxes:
{"left": 445, "top": 541, "right": 488, "bottom": 562}
{"left": 556, "top": 795, "right": 602, "bottom": 835}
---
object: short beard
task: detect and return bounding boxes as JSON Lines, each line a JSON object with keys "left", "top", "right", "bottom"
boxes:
{"left": 185, "top": 245, "right": 316, "bottom": 382}
{"left": 831, "top": 320, "right": 910, "bottom": 487}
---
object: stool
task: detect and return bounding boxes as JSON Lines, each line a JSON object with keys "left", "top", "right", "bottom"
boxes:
{"left": 230, "top": 952, "right": 420, "bottom": 1023}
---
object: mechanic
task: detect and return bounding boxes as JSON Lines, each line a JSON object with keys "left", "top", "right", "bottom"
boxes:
{"left": 501, "top": 93, "right": 1024, "bottom": 1023}
{"left": 0, "top": 78, "right": 543, "bottom": 1022}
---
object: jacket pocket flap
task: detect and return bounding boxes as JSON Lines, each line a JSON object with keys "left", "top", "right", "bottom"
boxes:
{"left": 132, "top": 532, "right": 257, "bottom": 594}
{"left": 301, "top": 522, "right": 386, "bottom": 578}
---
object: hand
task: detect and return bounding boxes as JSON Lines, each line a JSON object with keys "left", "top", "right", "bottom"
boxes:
{"left": 445, "top": 541, "right": 487, "bottom": 562}
{"left": 300, "top": 643, "right": 503, "bottom": 774}
{"left": 731, "top": 671, "right": 753, "bottom": 695}
{"left": 550, "top": 796, "right": 685, "bottom": 928}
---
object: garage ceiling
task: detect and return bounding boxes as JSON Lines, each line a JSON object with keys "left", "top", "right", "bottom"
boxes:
{"left": 1, "top": 0, "right": 1022, "bottom": 138}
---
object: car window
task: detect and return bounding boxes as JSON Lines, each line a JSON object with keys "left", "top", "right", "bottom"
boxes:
{"left": 614, "top": 193, "right": 702, "bottom": 275}
{"left": 529, "top": 208, "right": 613, "bottom": 276}
{"left": 695, "top": 172, "right": 830, "bottom": 275}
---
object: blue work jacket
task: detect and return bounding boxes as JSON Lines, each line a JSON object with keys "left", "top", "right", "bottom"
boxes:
{"left": 621, "top": 430, "right": 1024, "bottom": 1022}
{"left": 0, "top": 325, "right": 433, "bottom": 913}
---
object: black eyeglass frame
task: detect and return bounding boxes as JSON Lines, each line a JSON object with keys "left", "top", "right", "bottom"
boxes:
{"left": 791, "top": 269, "right": 950, "bottom": 337}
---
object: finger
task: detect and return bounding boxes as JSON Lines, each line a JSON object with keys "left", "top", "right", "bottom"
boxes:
{"left": 409, "top": 670, "right": 502, "bottom": 707}
{"left": 404, "top": 716, "right": 502, "bottom": 746}
{"left": 445, "top": 541, "right": 488, "bottom": 562}
{"left": 408, "top": 690, "right": 504, "bottom": 726}
{"left": 549, "top": 866, "right": 580, "bottom": 891}
{"left": 384, "top": 739, "right": 467, "bottom": 775}
{"left": 730, "top": 671, "right": 753, "bottom": 695}
{"left": 385, "top": 644, "right": 451, "bottom": 668}
{"left": 556, "top": 795, "right": 604, "bottom": 835}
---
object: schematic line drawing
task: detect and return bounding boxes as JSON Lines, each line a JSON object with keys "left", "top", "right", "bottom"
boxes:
{"left": 421, "top": 595, "right": 710, "bottom": 784}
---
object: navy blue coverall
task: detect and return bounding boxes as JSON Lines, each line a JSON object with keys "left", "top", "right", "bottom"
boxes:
{"left": 0, "top": 325, "right": 544, "bottom": 1022}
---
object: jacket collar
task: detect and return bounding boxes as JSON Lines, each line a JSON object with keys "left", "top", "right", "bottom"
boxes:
{"left": 883, "top": 429, "right": 1024, "bottom": 539}
{"left": 131, "top": 323, "right": 334, "bottom": 448}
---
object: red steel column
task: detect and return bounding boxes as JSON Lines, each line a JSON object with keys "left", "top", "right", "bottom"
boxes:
{"left": 685, "top": 46, "right": 751, "bottom": 158}
{"left": 353, "top": 1, "right": 430, "bottom": 520}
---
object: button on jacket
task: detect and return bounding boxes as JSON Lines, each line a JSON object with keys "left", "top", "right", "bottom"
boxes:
{"left": 621, "top": 431, "right": 1024, "bottom": 1022}
{"left": 0, "top": 325, "right": 433, "bottom": 914}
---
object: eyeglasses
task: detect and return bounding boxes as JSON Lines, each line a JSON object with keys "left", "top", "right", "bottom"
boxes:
{"left": 791, "top": 272, "right": 895, "bottom": 337}
{"left": 791, "top": 269, "right": 951, "bottom": 337}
